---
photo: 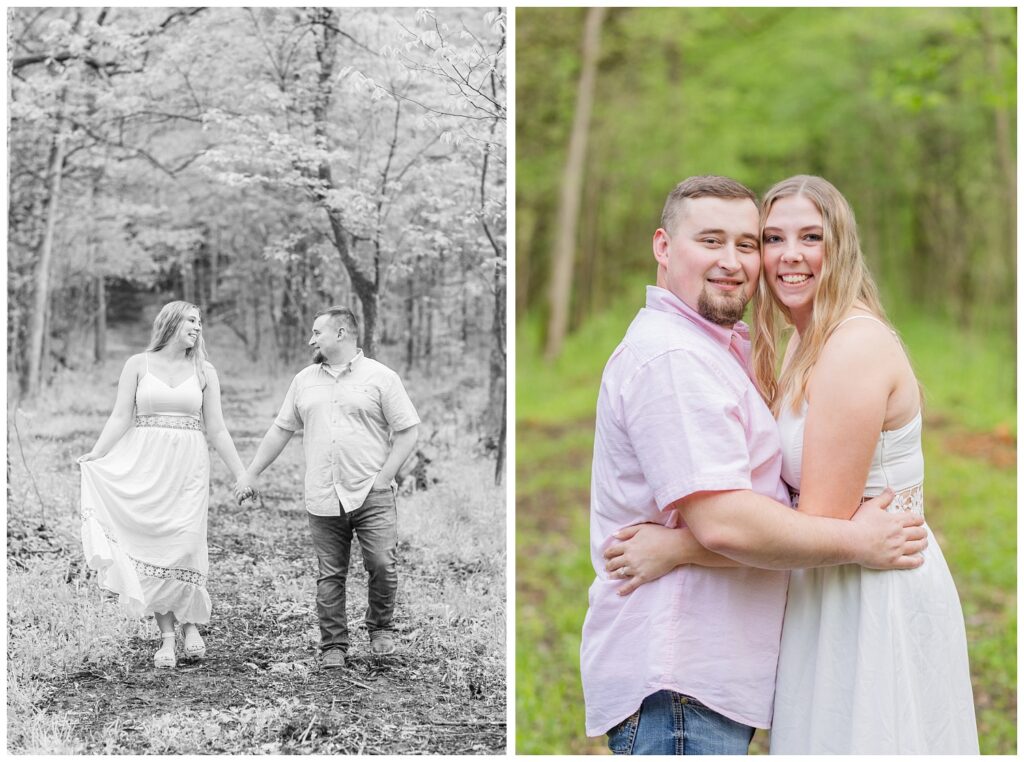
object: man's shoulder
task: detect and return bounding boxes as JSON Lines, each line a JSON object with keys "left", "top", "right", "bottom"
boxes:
{"left": 605, "top": 317, "right": 749, "bottom": 400}
{"left": 622, "top": 308, "right": 720, "bottom": 365}
{"left": 358, "top": 356, "right": 403, "bottom": 383}
{"left": 291, "top": 363, "right": 323, "bottom": 384}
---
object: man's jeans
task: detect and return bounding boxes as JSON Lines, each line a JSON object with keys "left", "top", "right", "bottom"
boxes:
{"left": 306, "top": 488, "right": 398, "bottom": 652}
{"left": 607, "top": 690, "right": 755, "bottom": 755}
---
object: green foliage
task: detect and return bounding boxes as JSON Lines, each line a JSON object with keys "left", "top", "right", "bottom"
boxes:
{"left": 516, "top": 301, "right": 1016, "bottom": 754}
{"left": 517, "top": 7, "right": 1017, "bottom": 339}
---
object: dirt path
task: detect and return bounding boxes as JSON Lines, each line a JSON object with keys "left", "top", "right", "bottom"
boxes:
{"left": 9, "top": 371, "right": 505, "bottom": 754}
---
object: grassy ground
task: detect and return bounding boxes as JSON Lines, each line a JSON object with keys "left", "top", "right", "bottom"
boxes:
{"left": 8, "top": 336, "right": 506, "bottom": 754}
{"left": 515, "top": 290, "right": 1016, "bottom": 755}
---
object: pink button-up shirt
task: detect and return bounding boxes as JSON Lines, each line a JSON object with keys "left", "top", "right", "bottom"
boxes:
{"left": 581, "top": 286, "right": 791, "bottom": 736}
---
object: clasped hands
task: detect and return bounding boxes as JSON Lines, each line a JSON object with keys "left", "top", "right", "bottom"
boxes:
{"left": 232, "top": 473, "right": 259, "bottom": 505}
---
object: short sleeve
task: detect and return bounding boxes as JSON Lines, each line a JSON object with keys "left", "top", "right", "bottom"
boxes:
{"left": 273, "top": 376, "right": 303, "bottom": 432}
{"left": 623, "top": 350, "right": 752, "bottom": 510}
{"left": 380, "top": 372, "right": 420, "bottom": 432}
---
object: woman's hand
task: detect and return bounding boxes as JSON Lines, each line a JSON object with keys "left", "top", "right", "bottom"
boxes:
{"left": 232, "top": 472, "right": 259, "bottom": 504}
{"left": 77, "top": 451, "right": 100, "bottom": 464}
{"left": 604, "top": 523, "right": 694, "bottom": 596}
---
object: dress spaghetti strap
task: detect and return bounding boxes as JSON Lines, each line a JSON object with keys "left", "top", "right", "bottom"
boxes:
{"left": 835, "top": 313, "right": 896, "bottom": 335}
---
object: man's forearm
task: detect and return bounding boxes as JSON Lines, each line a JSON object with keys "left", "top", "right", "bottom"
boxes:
{"left": 680, "top": 491, "right": 860, "bottom": 570}
{"left": 246, "top": 424, "right": 293, "bottom": 477}
{"left": 377, "top": 425, "right": 418, "bottom": 483}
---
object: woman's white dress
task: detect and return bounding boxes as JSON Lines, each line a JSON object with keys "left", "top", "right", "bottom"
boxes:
{"left": 769, "top": 397, "right": 979, "bottom": 753}
{"left": 80, "top": 357, "right": 211, "bottom": 623}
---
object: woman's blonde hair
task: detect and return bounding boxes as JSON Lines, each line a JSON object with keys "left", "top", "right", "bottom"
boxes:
{"left": 147, "top": 300, "right": 209, "bottom": 388}
{"left": 751, "top": 175, "right": 891, "bottom": 413}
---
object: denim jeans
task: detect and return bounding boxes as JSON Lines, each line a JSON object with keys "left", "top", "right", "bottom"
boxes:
{"left": 607, "top": 690, "right": 755, "bottom": 755}
{"left": 306, "top": 488, "right": 398, "bottom": 652}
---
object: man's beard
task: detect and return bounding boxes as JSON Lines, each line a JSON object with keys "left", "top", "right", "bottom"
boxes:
{"left": 313, "top": 349, "right": 326, "bottom": 364}
{"left": 697, "top": 287, "right": 746, "bottom": 326}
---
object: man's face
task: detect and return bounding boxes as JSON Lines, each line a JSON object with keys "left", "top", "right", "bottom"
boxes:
{"left": 653, "top": 196, "right": 760, "bottom": 325}
{"left": 309, "top": 314, "right": 343, "bottom": 363}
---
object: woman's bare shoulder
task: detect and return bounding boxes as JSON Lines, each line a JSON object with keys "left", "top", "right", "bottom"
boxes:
{"left": 124, "top": 353, "right": 148, "bottom": 371}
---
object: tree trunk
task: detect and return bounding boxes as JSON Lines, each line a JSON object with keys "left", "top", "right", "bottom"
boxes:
{"left": 25, "top": 111, "right": 68, "bottom": 397}
{"left": 359, "top": 287, "right": 379, "bottom": 358}
{"left": 981, "top": 8, "right": 1016, "bottom": 233}
{"left": 405, "top": 276, "right": 415, "bottom": 372}
{"left": 494, "top": 381, "right": 506, "bottom": 486}
{"left": 461, "top": 280, "right": 469, "bottom": 346}
{"left": 543, "top": 6, "right": 605, "bottom": 361}
{"left": 490, "top": 259, "right": 506, "bottom": 454}
{"left": 210, "top": 231, "right": 220, "bottom": 304}
{"left": 94, "top": 274, "right": 107, "bottom": 362}
{"left": 515, "top": 205, "right": 534, "bottom": 325}
{"left": 310, "top": 8, "right": 379, "bottom": 357}
{"left": 980, "top": 7, "right": 1016, "bottom": 355}
{"left": 181, "top": 257, "right": 195, "bottom": 304}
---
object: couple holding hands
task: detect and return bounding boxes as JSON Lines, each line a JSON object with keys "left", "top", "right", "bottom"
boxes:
{"left": 79, "top": 303, "right": 419, "bottom": 670}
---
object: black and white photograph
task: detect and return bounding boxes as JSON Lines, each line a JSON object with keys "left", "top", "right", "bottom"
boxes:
{"left": 8, "top": 6, "right": 506, "bottom": 754}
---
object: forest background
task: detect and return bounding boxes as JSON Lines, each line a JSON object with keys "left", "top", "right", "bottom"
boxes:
{"left": 516, "top": 6, "right": 1016, "bottom": 755}
{"left": 8, "top": 7, "right": 507, "bottom": 754}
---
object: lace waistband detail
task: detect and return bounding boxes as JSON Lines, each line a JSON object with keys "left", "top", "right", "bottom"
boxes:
{"left": 789, "top": 483, "right": 924, "bottom": 516}
{"left": 135, "top": 415, "right": 202, "bottom": 431}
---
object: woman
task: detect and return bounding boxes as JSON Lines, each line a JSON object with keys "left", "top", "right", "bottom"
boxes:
{"left": 606, "top": 176, "right": 978, "bottom": 753}
{"left": 79, "top": 301, "right": 249, "bottom": 668}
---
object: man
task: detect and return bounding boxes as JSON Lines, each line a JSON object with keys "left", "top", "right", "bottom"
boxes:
{"left": 579, "top": 176, "right": 927, "bottom": 754}
{"left": 235, "top": 306, "right": 419, "bottom": 669}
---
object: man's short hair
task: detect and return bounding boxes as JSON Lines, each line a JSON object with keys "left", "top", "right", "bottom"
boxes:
{"left": 316, "top": 305, "right": 359, "bottom": 336}
{"left": 660, "top": 175, "right": 757, "bottom": 234}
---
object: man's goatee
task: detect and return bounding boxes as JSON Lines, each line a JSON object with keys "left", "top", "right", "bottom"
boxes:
{"left": 697, "top": 289, "right": 746, "bottom": 327}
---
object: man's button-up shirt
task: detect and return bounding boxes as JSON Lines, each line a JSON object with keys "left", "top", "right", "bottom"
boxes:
{"left": 274, "top": 350, "right": 420, "bottom": 515}
{"left": 581, "top": 286, "right": 791, "bottom": 736}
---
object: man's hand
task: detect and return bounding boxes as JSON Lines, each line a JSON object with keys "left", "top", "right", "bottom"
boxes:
{"left": 603, "top": 523, "right": 689, "bottom": 596}
{"left": 371, "top": 472, "right": 394, "bottom": 491}
{"left": 850, "top": 489, "right": 928, "bottom": 569}
{"left": 233, "top": 473, "right": 258, "bottom": 505}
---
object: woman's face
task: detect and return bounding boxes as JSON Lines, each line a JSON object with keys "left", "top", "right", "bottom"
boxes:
{"left": 175, "top": 308, "right": 202, "bottom": 350}
{"left": 762, "top": 195, "right": 825, "bottom": 326}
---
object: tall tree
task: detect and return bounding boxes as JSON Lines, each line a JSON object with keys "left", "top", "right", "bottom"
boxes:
{"left": 544, "top": 6, "right": 605, "bottom": 361}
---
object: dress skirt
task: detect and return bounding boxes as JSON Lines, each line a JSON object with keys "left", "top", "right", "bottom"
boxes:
{"left": 80, "top": 421, "right": 211, "bottom": 623}
{"left": 769, "top": 525, "right": 979, "bottom": 754}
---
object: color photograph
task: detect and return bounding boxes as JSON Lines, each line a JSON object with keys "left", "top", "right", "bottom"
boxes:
{"left": 516, "top": 6, "right": 1015, "bottom": 755}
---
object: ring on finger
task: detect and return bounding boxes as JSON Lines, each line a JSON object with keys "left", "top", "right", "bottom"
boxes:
{"left": 618, "top": 566, "right": 629, "bottom": 579}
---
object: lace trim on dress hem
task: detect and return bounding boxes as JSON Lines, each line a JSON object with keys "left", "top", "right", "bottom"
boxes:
{"left": 135, "top": 415, "right": 203, "bottom": 431}
{"left": 789, "top": 483, "right": 924, "bottom": 516}
{"left": 81, "top": 509, "right": 208, "bottom": 588}
{"left": 130, "top": 557, "right": 206, "bottom": 587}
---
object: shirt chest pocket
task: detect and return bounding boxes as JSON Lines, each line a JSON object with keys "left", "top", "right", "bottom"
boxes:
{"left": 338, "top": 384, "right": 379, "bottom": 416}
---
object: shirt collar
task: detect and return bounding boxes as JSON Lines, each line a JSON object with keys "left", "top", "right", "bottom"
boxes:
{"left": 644, "top": 285, "right": 750, "bottom": 350}
{"left": 321, "top": 348, "right": 364, "bottom": 377}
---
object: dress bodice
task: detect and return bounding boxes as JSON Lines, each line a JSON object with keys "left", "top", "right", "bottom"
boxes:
{"left": 135, "top": 356, "right": 203, "bottom": 418}
{"left": 778, "top": 401, "right": 924, "bottom": 496}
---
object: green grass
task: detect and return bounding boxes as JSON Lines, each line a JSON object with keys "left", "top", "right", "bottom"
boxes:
{"left": 893, "top": 310, "right": 1016, "bottom": 434}
{"left": 516, "top": 300, "right": 1016, "bottom": 755}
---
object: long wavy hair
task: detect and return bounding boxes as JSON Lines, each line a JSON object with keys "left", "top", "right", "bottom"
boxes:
{"left": 751, "top": 176, "right": 892, "bottom": 413}
{"left": 146, "top": 300, "right": 209, "bottom": 388}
